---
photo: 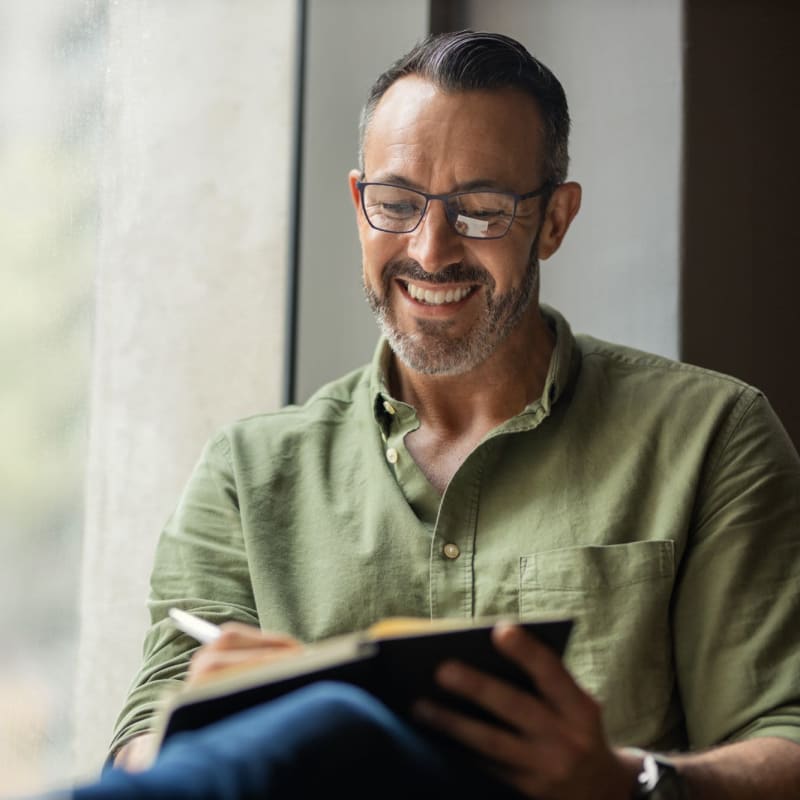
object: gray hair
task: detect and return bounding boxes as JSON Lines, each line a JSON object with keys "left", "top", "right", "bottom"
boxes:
{"left": 358, "top": 30, "right": 570, "bottom": 185}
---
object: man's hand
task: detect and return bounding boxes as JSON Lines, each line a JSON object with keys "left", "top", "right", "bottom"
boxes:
{"left": 186, "top": 622, "right": 303, "bottom": 686}
{"left": 114, "top": 623, "right": 303, "bottom": 772}
{"left": 412, "top": 622, "right": 638, "bottom": 800}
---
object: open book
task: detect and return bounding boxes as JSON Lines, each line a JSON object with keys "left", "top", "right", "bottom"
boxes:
{"left": 151, "top": 615, "right": 573, "bottom": 757}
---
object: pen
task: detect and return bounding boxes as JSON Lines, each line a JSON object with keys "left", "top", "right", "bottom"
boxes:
{"left": 168, "top": 607, "right": 222, "bottom": 644}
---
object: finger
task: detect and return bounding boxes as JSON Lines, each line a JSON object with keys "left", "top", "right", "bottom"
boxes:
{"left": 213, "top": 623, "right": 301, "bottom": 651}
{"left": 187, "top": 642, "right": 303, "bottom": 684}
{"left": 492, "top": 623, "right": 598, "bottom": 724}
{"left": 412, "top": 697, "right": 533, "bottom": 770}
{"left": 414, "top": 692, "right": 609, "bottom": 800}
{"left": 433, "top": 658, "right": 559, "bottom": 738}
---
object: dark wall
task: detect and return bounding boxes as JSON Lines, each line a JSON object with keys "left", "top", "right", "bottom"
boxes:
{"left": 681, "top": 0, "right": 800, "bottom": 447}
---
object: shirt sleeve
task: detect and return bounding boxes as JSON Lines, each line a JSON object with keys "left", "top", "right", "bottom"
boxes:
{"left": 108, "top": 431, "right": 259, "bottom": 755}
{"left": 673, "top": 388, "right": 800, "bottom": 748}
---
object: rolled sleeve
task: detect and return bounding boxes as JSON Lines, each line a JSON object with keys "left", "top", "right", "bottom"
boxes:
{"left": 674, "top": 390, "right": 800, "bottom": 748}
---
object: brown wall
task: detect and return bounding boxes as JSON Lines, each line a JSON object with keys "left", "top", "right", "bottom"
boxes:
{"left": 681, "top": 0, "right": 800, "bottom": 447}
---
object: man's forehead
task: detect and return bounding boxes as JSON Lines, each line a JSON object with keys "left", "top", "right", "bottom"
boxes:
{"left": 363, "top": 75, "right": 544, "bottom": 184}
{"left": 374, "top": 74, "right": 441, "bottom": 111}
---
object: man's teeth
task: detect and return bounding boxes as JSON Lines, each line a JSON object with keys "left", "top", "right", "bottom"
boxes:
{"left": 406, "top": 283, "right": 471, "bottom": 305}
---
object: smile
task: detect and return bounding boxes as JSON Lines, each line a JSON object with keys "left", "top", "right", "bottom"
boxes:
{"left": 401, "top": 281, "right": 476, "bottom": 306}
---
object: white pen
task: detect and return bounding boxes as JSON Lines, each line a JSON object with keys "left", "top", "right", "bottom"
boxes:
{"left": 168, "top": 607, "right": 222, "bottom": 644}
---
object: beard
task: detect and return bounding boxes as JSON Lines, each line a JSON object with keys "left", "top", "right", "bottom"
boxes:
{"left": 363, "top": 247, "right": 540, "bottom": 377}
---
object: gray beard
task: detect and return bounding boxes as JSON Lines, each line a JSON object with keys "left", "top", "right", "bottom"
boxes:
{"left": 363, "top": 253, "right": 540, "bottom": 377}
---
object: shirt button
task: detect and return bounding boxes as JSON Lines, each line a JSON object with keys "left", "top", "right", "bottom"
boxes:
{"left": 386, "top": 447, "right": 398, "bottom": 464}
{"left": 443, "top": 543, "right": 460, "bottom": 560}
{"left": 383, "top": 400, "right": 396, "bottom": 415}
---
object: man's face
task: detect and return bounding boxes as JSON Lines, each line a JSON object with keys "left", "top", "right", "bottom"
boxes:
{"left": 350, "top": 76, "right": 549, "bottom": 376}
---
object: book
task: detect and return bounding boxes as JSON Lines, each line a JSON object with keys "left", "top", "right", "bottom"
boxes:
{"left": 150, "top": 615, "right": 573, "bottom": 756}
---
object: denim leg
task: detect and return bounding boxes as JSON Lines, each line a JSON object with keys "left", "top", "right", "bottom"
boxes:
{"left": 70, "top": 681, "right": 521, "bottom": 800}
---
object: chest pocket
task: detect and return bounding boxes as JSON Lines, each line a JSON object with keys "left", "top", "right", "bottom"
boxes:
{"left": 519, "top": 541, "right": 678, "bottom": 745}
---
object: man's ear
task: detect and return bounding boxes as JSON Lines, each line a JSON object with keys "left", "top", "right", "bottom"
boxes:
{"left": 348, "top": 169, "right": 362, "bottom": 213}
{"left": 537, "top": 181, "right": 582, "bottom": 260}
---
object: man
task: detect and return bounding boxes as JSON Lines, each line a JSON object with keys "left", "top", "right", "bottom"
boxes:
{"left": 108, "top": 30, "right": 800, "bottom": 798}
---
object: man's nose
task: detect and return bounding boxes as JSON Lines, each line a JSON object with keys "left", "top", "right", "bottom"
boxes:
{"left": 405, "top": 199, "right": 466, "bottom": 274}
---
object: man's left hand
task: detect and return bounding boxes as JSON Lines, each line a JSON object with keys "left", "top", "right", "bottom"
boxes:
{"left": 412, "top": 622, "right": 639, "bottom": 800}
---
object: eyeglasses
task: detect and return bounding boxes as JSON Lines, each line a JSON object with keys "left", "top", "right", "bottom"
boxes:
{"left": 356, "top": 180, "right": 551, "bottom": 240}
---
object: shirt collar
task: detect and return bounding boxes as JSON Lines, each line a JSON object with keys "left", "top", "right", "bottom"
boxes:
{"left": 537, "top": 304, "right": 576, "bottom": 416}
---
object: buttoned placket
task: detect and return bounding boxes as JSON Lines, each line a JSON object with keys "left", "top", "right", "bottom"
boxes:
{"left": 376, "top": 379, "right": 562, "bottom": 618}
{"left": 376, "top": 391, "right": 480, "bottom": 617}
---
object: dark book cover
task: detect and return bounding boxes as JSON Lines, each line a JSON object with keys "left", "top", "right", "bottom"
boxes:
{"left": 156, "top": 617, "right": 573, "bottom": 747}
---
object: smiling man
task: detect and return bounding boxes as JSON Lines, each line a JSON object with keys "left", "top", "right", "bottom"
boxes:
{"left": 106, "top": 31, "right": 800, "bottom": 800}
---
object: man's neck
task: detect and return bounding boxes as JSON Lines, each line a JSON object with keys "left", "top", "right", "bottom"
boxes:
{"left": 391, "top": 307, "right": 553, "bottom": 431}
{"left": 390, "top": 305, "right": 554, "bottom": 449}
{"left": 388, "top": 307, "right": 554, "bottom": 494}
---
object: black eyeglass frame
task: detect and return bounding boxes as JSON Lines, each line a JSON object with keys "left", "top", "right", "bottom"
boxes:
{"left": 355, "top": 180, "right": 553, "bottom": 240}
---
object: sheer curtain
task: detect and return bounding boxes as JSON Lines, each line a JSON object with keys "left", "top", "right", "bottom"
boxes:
{"left": 0, "top": 1, "right": 105, "bottom": 794}
{"left": 73, "top": 0, "right": 295, "bottom": 780}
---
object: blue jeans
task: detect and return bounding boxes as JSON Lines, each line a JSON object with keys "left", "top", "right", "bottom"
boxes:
{"left": 70, "top": 682, "right": 523, "bottom": 799}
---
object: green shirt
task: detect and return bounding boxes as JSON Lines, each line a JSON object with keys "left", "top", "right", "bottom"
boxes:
{"left": 111, "top": 307, "right": 800, "bottom": 756}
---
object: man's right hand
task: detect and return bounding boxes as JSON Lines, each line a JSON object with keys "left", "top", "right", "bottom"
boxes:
{"left": 186, "top": 621, "right": 303, "bottom": 686}
{"left": 114, "top": 622, "right": 302, "bottom": 771}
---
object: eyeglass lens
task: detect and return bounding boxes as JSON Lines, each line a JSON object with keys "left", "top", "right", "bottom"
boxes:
{"left": 362, "top": 184, "right": 516, "bottom": 239}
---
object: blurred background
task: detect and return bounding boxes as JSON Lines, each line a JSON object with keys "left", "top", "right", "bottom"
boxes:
{"left": 1, "top": 1, "right": 104, "bottom": 792}
{"left": 1, "top": 0, "right": 797, "bottom": 796}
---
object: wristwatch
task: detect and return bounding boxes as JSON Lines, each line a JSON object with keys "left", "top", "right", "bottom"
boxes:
{"left": 627, "top": 748, "right": 689, "bottom": 799}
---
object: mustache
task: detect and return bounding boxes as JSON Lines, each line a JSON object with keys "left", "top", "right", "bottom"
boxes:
{"left": 382, "top": 259, "right": 495, "bottom": 290}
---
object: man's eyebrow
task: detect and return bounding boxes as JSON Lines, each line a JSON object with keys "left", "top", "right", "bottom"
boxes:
{"left": 367, "top": 173, "right": 422, "bottom": 190}
{"left": 366, "top": 173, "right": 514, "bottom": 193}
{"left": 456, "top": 178, "right": 513, "bottom": 193}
